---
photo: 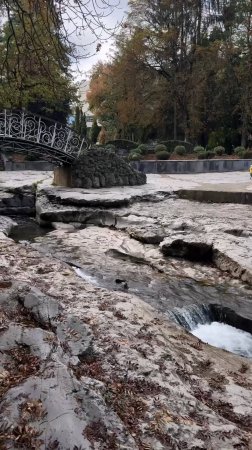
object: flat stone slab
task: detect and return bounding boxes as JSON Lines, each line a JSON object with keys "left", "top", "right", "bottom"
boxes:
{"left": 0, "top": 170, "right": 52, "bottom": 191}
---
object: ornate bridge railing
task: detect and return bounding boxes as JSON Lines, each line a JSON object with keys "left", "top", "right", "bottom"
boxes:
{"left": 0, "top": 110, "right": 88, "bottom": 164}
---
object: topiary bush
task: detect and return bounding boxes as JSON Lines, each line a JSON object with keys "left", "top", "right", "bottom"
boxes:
{"left": 159, "top": 140, "right": 193, "bottom": 153}
{"left": 234, "top": 146, "right": 246, "bottom": 156}
{"left": 137, "top": 144, "right": 149, "bottom": 155}
{"left": 106, "top": 139, "right": 138, "bottom": 151}
{"left": 129, "top": 147, "right": 142, "bottom": 155}
{"left": 174, "top": 145, "right": 186, "bottom": 155}
{"left": 242, "top": 150, "right": 252, "bottom": 159}
{"left": 128, "top": 152, "right": 141, "bottom": 161}
{"left": 155, "top": 144, "right": 168, "bottom": 153}
{"left": 194, "top": 145, "right": 205, "bottom": 153}
{"left": 197, "top": 151, "right": 207, "bottom": 159}
{"left": 214, "top": 146, "right": 225, "bottom": 156}
{"left": 205, "top": 150, "right": 215, "bottom": 159}
{"left": 156, "top": 150, "right": 170, "bottom": 160}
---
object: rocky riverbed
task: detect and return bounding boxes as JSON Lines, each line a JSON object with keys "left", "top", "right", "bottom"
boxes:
{"left": 0, "top": 171, "right": 252, "bottom": 449}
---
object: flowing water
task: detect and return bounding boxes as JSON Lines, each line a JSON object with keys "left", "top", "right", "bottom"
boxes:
{"left": 192, "top": 322, "right": 252, "bottom": 358}
{"left": 10, "top": 220, "right": 252, "bottom": 358}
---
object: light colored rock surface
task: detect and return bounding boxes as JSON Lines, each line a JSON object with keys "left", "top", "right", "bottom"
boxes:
{"left": 0, "top": 238, "right": 251, "bottom": 449}
{"left": 0, "top": 170, "right": 52, "bottom": 190}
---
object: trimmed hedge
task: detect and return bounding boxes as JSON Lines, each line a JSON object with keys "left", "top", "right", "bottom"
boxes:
{"left": 174, "top": 145, "right": 186, "bottom": 155}
{"left": 214, "top": 146, "right": 225, "bottom": 156}
{"left": 197, "top": 150, "right": 215, "bottom": 159}
{"left": 106, "top": 139, "right": 138, "bottom": 151}
{"left": 128, "top": 152, "right": 141, "bottom": 161}
{"left": 194, "top": 145, "right": 205, "bottom": 153}
{"left": 159, "top": 140, "right": 193, "bottom": 153}
{"left": 155, "top": 144, "right": 168, "bottom": 153}
{"left": 156, "top": 150, "right": 170, "bottom": 160}
{"left": 137, "top": 144, "right": 149, "bottom": 155}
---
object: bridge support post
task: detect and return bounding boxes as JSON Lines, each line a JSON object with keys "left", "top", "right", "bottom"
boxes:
{"left": 54, "top": 166, "right": 72, "bottom": 187}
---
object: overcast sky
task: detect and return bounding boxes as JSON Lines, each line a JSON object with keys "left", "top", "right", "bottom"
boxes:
{"left": 72, "top": 0, "right": 128, "bottom": 80}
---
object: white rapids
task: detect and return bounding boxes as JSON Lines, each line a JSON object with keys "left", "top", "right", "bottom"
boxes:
{"left": 192, "top": 321, "right": 252, "bottom": 358}
{"left": 74, "top": 267, "right": 98, "bottom": 285}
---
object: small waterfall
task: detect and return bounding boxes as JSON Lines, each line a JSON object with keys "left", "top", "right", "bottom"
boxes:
{"left": 167, "top": 304, "right": 214, "bottom": 331}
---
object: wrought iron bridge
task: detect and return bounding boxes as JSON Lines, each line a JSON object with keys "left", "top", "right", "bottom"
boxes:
{"left": 0, "top": 110, "right": 88, "bottom": 164}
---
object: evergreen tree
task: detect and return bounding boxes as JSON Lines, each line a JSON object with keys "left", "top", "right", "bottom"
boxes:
{"left": 90, "top": 119, "right": 101, "bottom": 143}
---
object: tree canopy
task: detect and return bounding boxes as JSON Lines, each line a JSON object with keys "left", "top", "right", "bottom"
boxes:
{"left": 87, "top": 0, "right": 252, "bottom": 148}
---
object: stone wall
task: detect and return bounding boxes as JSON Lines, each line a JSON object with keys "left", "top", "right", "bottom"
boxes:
{"left": 131, "top": 158, "right": 252, "bottom": 174}
{"left": 54, "top": 149, "right": 146, "bottom": 188}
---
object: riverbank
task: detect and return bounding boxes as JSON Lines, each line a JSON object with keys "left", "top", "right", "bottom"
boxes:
{"left": 0, "top": 171, "right": 252, "bottom": 448}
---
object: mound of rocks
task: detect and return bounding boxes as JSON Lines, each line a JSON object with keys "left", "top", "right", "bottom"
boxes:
{"left": 54, "top": 148, "right": 146, "bottom": 188}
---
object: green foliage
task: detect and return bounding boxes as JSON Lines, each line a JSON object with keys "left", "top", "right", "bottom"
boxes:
{"left": 197, "top": 151, "right": 207, "bottom": 159}
{"left": 160, "top": 141, "right": 193, "bottom": 153}
{"left": 214, "top": 146, "right": 225, "bottom": 156}
{"left": 234, "top": 146, "right": 246, "bottom": 155}
{"left": 105, "top": 144, "right": 116, "bottom": 151}
{"left": 137, "top": 144, "right": 149, "bottom": 154}
{"left": 197, "top": 150, "right": 215, "bottom": 159}
{"left": 129, "top": 152, "right": 141, "bottom": 161}
{"left": 156, "top": 150, "right": 170, "bottom": 160}
{"left": 206, "top": 151, "right": 215, "bottom": 159}
{"left": 242, "top": 150, "right": 252, "bottom": 159}
{"left": 208, "top": 131, "right": 226, "bottom": 149}
{"left": 155, "top": 144, "right": 168, "bottom": 153}
{"left": 174, "top": 145, "right": 186, "bottom": 155}
{"left": 90, "top": 119, "right": 101, "bottom": 143}
{"left": 0, "top": 3, "right": 76, "bottom": 117}
{"left": 194, "top": 146, "right": 205, "bottom": 153}
{"left": 106, "top": 140, "right": 138, "bottom": 150}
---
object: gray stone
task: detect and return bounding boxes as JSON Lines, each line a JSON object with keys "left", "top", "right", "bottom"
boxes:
{"left": 22, "top": 287, "right": 62, "bottom": 327}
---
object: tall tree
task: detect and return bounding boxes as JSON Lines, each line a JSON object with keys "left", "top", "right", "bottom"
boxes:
{"left": 0, "top": 0, "right": 76, "bottom": 121}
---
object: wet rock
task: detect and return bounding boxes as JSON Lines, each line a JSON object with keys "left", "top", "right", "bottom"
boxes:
{"left": 161, "top": 235, "right": 213, "bottom": 262}
{"left": 0, "top": 190, "right": 35, "bottom": 215}
{"left": 0, "top": 215, "right": 17, "bottom": 235}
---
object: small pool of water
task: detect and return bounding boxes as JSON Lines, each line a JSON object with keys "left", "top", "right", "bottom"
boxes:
{"left": 9, "top": 218, "right": 52, "bottom": 243}
{"left": 192, "top": 322, "right": 252, "bottom": 357}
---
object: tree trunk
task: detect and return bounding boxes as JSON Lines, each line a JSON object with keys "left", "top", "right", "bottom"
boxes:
{"left": 173, "top": 100, "right": 177, "bottom": 140}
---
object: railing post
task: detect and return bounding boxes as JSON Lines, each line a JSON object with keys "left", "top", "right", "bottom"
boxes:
{"left": 51, "top": 122, "right": 57, "bottom": 147}
{"left": 77, "top": 139, "right": 84, "bottom": 158}
{"left": 64, "top": 129, "right": 71, "bottom": 153}
{"left": 37, "top": 117, "right": 42, "bottom": 143}
{"left": 21, "top": 111, "right": 25, "bottom": 138}
{"left": 4, "top": 109, "right": 6, "bottom": 137}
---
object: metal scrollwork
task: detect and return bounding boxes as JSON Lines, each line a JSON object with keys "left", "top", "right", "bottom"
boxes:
{"left": 0, "top": 109, "right": 88, "bottom": 164}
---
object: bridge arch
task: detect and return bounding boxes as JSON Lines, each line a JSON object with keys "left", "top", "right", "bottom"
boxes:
{"left": 0, "top": 110, "right": 88, "bottom": 164}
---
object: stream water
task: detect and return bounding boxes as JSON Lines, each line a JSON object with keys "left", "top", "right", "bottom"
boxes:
{"left": 10, "top": 219, "right": 252, "bottom": 358}
{"left": 192, "top": 322, "right": 252, "bottom": 358}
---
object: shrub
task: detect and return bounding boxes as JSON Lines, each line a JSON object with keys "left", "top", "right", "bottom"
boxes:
{"left": 206, "top": 150, "right": 215, "bottom": 159}
{"left": 214, "top": 146, "right": 225, "bottom": 156}
{"left": 234, "top": 146, "right": 245, "bottom": 156}
{"left": 156, "top": 150, "right": 170, "bottom": 160}
{"left": 155, "top": 144, "right": 168, "bottom": 153}
{"left": 242, "top": 150, "right": 252, "bottom": 159}
{"left": 197, "top": 152, "right": 206, "bottom": 159}
{"left": 160, "top": 140, "right": 193, "bottom": 153}
{"left": 105, "top": 144, "right": 116, "bottom": 151}
{"left": 128, "top": 152, "right": 141, "bottom": 161}
{"left": 137, "top": 144, "right": 149, "bottom": 155}
{"left": 106, "top": 139, "right": 138, "bottom": 151}
{"left": 130, "top": 147, "right": 142, "bottom": 155}
{"left": 194, "top": 145, "right": 205, "bottom": 153}
{"left": 174, "top": 145, "right": 186, "bottom": 155}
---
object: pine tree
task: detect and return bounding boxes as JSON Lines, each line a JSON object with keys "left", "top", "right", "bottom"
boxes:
{"left": 90, "top": 119, "right": 101, "bottom": 143}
